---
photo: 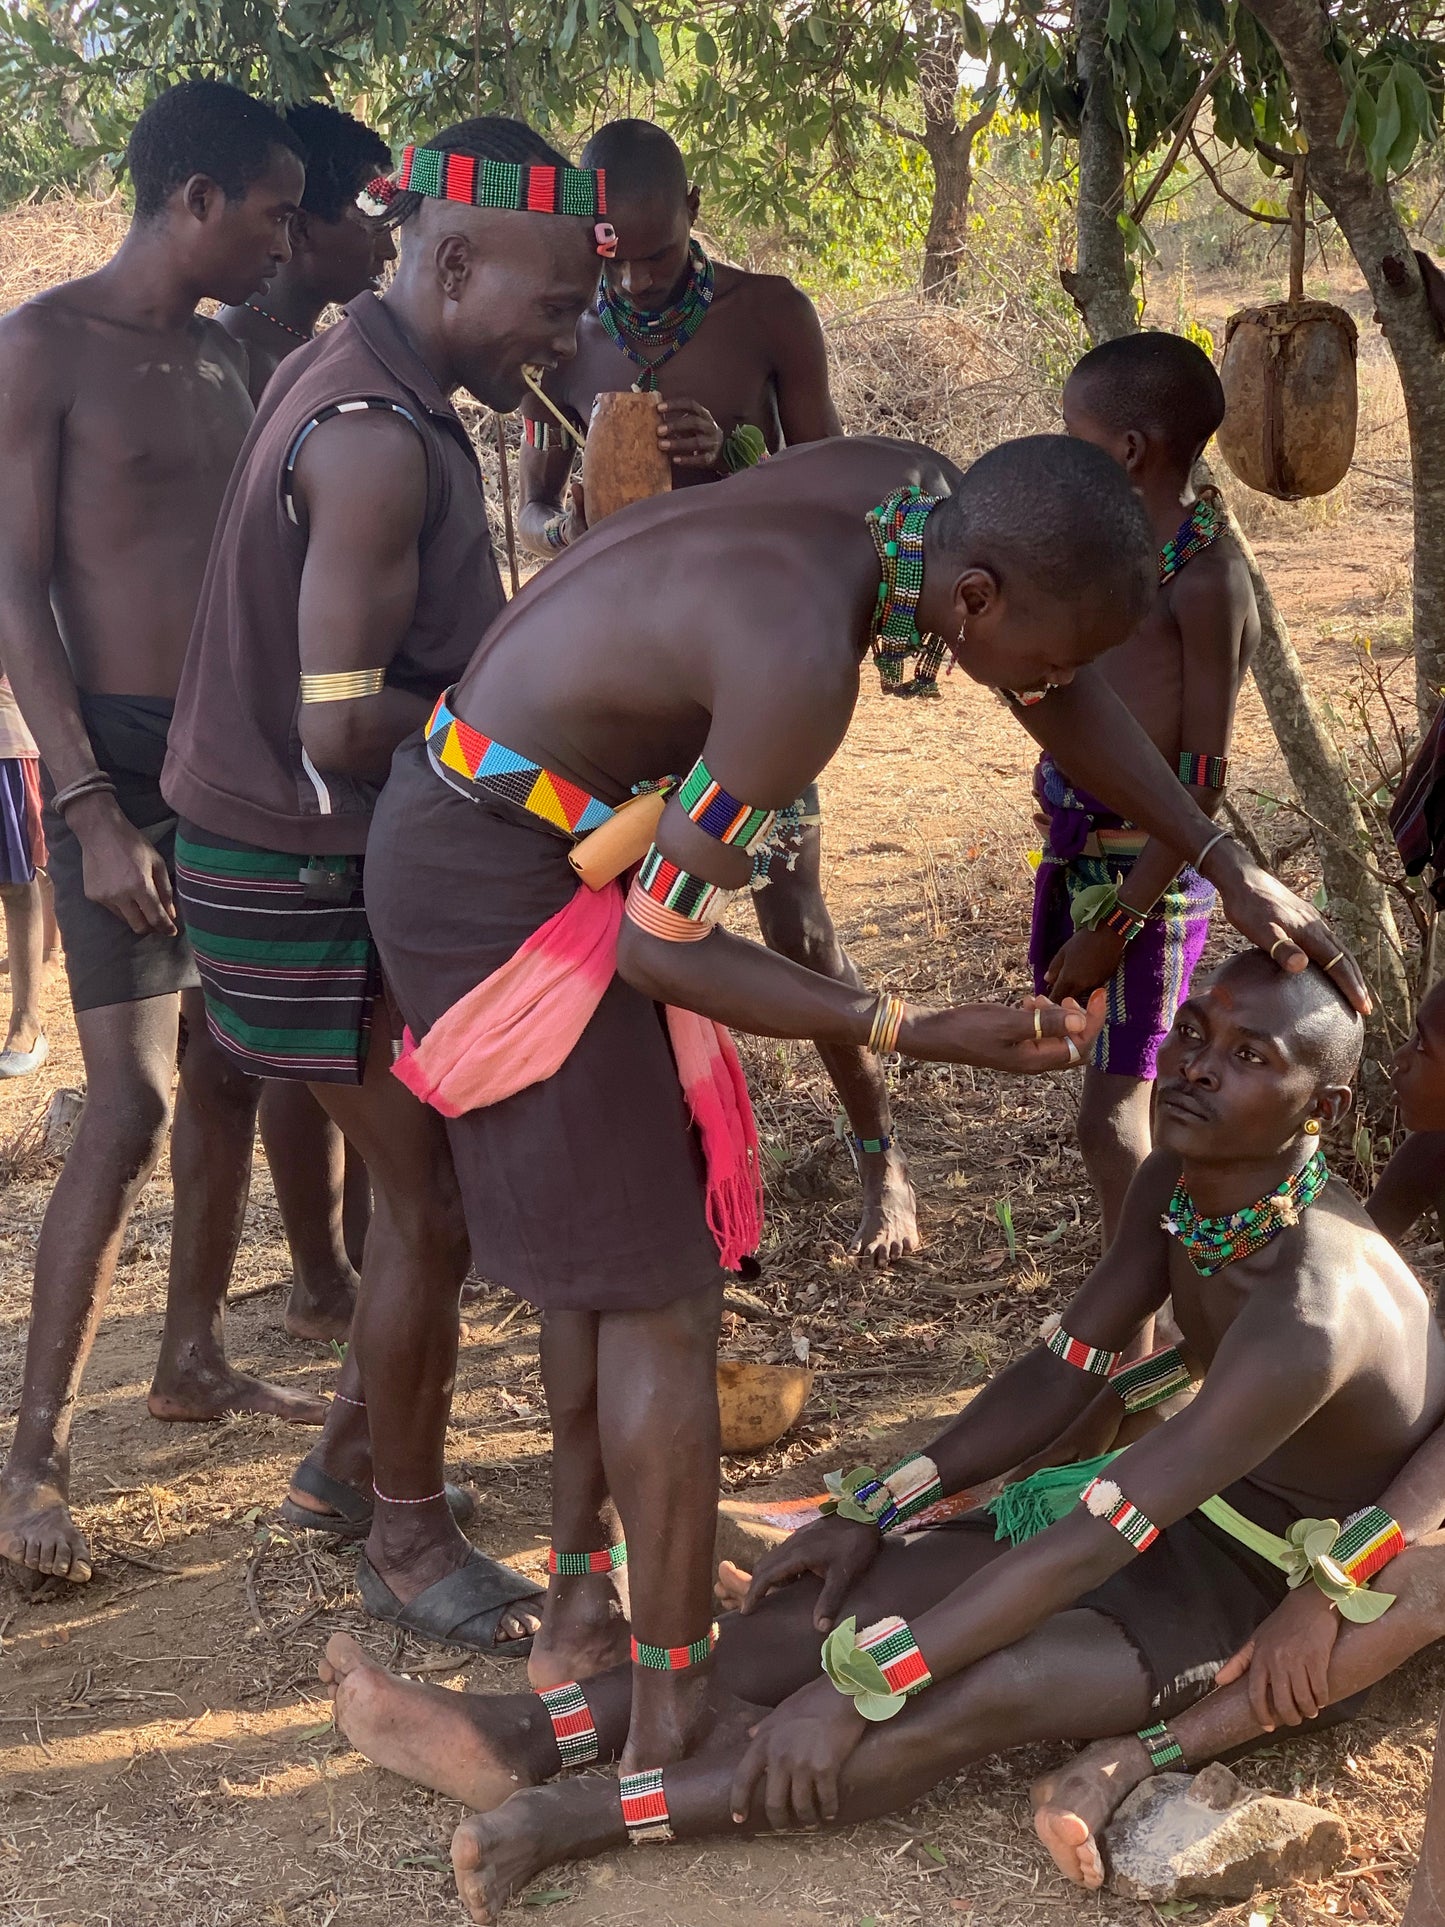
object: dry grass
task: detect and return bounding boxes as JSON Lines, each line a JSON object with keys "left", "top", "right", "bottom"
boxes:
{"left": 0, "top": 188, "right": 128, "bottom": 300}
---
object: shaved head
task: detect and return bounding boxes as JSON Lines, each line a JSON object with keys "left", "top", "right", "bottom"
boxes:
{"left": 1206, "top": 950, "right": 1363, "bottom": 1087}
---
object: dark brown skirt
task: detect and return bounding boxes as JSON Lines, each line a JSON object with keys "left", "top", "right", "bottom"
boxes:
{"left": 364, "top": 736, "right": 724, "bottom": 1312}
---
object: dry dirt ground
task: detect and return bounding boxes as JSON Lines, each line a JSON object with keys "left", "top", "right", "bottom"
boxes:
{"left": 1, "top": 486, "right": 1439, "bottom": 1927}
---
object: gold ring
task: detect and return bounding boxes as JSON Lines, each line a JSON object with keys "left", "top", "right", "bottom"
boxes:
{"left": 1269, "top": 937, "right": 1292, "bottom": 963}
{"left": 1325, "top": 952, "right": 1345, "bottom": 972}
{"left": 1033, "top": 1008, "right": 1043, "bottom": 1043}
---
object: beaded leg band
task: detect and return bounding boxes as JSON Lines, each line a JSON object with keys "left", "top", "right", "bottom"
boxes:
{"left": 537, "top": 1681, "right": 600, "bottom": 1767}
{"left": 620, "top": 1767, "right": 672, "bottom": 1842}
{"left": 631, "top": 1623, "right": 719, "bottom": 1670}
{"left": 1138, "top": 1719, "right": 1184, "bottom": 1769}
{"left": 549, "top": 1543, "right": 627, "bottom": 1576}
{"left": 853, "top": 1133, "right": 893, "bottom": 1155}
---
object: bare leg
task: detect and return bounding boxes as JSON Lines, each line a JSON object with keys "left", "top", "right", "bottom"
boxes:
{"left": 0, "top": 879, "right": 45, "bottom": 1057}
{"left": 1033, "top": 1534, "right": 1445, "bottom": 1889}
{"left": 342, "top": 1142, "right": 370, "bottom": 1271}
{"left": 0, "top": 996, "right": 177, "bottom": 1578}
{"left": 452, "top": 1607, "right": 1153, "bottom": 1923}
{"left": 298, "top": 1010, "right": 536, "bottom": 1643}
{"left": 148, "top": 993, "right": 326, "bottom": 1425}
{"left": 257, "top": 1079, "right": 361, "bottom": 1344}
{"left": 752, "top": 822, "right": 917, "bottom": 1267}
{"left": 527, "top": 1310, "right": 628, "bottom": 1690}
{"left": 1077, "top": 1069, "right": 1153, "bottom": 1249}
{"left": 1369, "top": 1132, "right": 1445, "bottom": 1245}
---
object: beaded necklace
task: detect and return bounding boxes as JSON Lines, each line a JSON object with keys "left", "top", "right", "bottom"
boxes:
{"left": 244, "top": 298, "right": 311, "bottom": 342}
{"left": 597, "top": 240, "right": 715, "bottom": 391}
{"left": 1159, "top": 492, "right": 1225, "bottom": 584}
{"left": 865, "top": 487, "right": 949, "bottom": 695}
{"left": 1161, "top": 1147, "right": 1328, "bottom": 1275}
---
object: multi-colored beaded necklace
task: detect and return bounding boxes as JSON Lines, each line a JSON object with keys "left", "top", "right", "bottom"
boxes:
{"left": 244, "top": 299, "right": 310, "bottom": 342}
{"left": 597, "top": 239, "right": 715, "bottom": 391}
{"left": 1161, "top": 1147, "right": 1328, "bottom": 1275}
{"left": 865, "top": 487, "right": 949, "bottom": 695}
{"left": 1159, "top": 492, "right": 1226, "bottom": 584}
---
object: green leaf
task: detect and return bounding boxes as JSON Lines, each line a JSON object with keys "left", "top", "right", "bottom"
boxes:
{"left": 294, "top": 1720, "right": 334, "bottom": 1743}
{"left": 1105, "top": 0, "right": 1130, "bottom": 42}
{"left": 855, "top": 1688, "right": 907, "bottom": 1721}
{"left": 694, "top": 26, "right": 717, "bottom": 65}
{"left": 613, "top": 0, "right": 637, "bottom": 36}
{"left": 922, "top": 1842, "right": 947, "bottom": 1865}
{"left": 1370, "top": 68, "right": 1401, "bottom": 180}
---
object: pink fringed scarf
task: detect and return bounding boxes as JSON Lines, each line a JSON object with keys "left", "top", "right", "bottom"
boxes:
{"left": 393, "top": 879, "right": 762, "bottom": 1270}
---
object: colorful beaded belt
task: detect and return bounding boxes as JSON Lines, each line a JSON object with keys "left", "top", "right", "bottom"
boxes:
{"left": 425, "top": 690, "right": 615, "bottom": 837}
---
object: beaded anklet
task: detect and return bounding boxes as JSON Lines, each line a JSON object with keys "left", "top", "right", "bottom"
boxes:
{"left": 1332, "top": 1507, "right": 1405, "bottom": 1584}
{"left": 332, "top": 1390, "right": 366, "bottom": 1408}
{"left": 821, "top": 1453, "right": 942, "bottom": 1533}
{"left": 853, "top": 1134, "right": 893, "bottom": 1155}
{"left": 1043, "top": 1320, "right": 1119, "bottom": 1378}
{"left": 372, "top": 1483, "right": 447, "bottom": 1506}
{"left": 1081, "top": 1476, "right": 1160, "bottom": 1552}
{"left": 823, "top": 1614, "right": 932, "bottom": 1719}
{"left": 1178, "top": 751, "right": 1229, "bottom": 789}
{"left": 1137, "top": 1719, "right": 1185, "bottom": 1769}
{"left": 1162, "top": 1149, "right": 1328, "bottom": 1275}
{"left": 677, "top": 758, "right": 776, "bottom": 851}
{"left": 620, "top": 1767, "right": 672, "bottom": 1842}
{"left": 631, "top": 1623, "right": 719, "bottom": 1670}
{"left": 537, "top": 1681, "right": 600, "bottom": 1766}
{"left": 548, "top": 1543, "right": 627, "bottom": 1576}
{"left": 1108, "top": 1345, "right": 1193, "bottom": 1414}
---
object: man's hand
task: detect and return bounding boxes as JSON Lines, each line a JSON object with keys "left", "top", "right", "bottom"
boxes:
{"left": 1046, "top": 927, "right": 1128, "bottom": 1003}
{"left": 904, "top": 990, "right": 1106, "bottom": 1071}
{"left": 743, "top": 1515, "right": 882, "bottom": 1631}
{"left": 69, "top": 793, "right": 176, "bottom": 935}
{"left": 729, "top": 1673, "right": 867, "bottom": 1829}
{"left": 1213, "top": 1584, "right": 1341, "bottom": 1729}
{"left": 1209, "top": 846, "right": 1370, "bottom": 1014}
{"left": 657, "top": 398, "right": 725, "bottom": 469}
{"left": 563, "top": 478, "right": 589, "bottom": 546}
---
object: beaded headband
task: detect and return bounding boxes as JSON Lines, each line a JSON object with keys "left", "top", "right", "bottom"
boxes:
{"left": 360, "top": 145, "right": 617, "bottom": 257}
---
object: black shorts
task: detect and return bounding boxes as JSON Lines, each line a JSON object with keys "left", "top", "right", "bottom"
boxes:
{"left": 45, "top": 695, "right": 199, "bottom": 1015}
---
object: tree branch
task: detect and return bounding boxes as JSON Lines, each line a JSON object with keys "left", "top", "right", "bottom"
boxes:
{"left": 1128, "top": 48, "right": 1233, "bottom": 225}
{"left": 1187, "top": 130, "right": 1295, "bottom": 225}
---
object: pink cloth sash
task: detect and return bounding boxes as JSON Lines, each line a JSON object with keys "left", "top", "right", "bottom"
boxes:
{"left": 393, "top": 879, "right": 762, "bottom": 1270}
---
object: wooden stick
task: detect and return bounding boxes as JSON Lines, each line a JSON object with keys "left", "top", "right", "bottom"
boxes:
{"left": 493, "top": 414, "right": 521, "bottom": 597}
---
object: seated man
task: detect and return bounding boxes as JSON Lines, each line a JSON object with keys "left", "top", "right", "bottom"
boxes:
{"left": 1030, "top": 972, "right": 1445, "bottom": 1899}
{"left": 309, "top": 951, "right": 1431, "bottom": 1923}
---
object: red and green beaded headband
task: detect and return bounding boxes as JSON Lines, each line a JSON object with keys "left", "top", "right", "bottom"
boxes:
{"left": 361, "top": 144, "right": 616, "bottom": 256}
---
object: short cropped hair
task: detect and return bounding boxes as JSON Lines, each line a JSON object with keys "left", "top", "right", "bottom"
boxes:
{"left": 286, "top": 101, "right": 391, "bottom": 224}
{"left": 926, "top": 434, "right": 1155, "bottom": 616}
{"left": 1069, "top": 331, "right": 1226, "bottom": 465}
{"left": 579, "top": 119, "right": 688, "bottom": 205}
{"left": 128, "top": 80, "right": 303, "bottom": 221}
{"left": 1212, "top": 949, "right": 1364, "bottom": 1087}
{"left": 387, "top": 116, "right": 573, "bottom": 227}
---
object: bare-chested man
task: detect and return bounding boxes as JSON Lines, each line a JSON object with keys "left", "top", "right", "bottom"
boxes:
{"left": 309, "top": 954, "right": 1433, "bottom": 1925}
{"left": 517, "top": 118, "right": 917, "bottom": 1267}
{"left": 331, "top": 430, "right": 1362, "bottom": 1818}
{"left": 0, "top": 81, "right": 327, "bottom": 1586}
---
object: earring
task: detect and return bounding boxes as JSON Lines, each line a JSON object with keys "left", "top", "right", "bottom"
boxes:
{"left": 1303, "top": 1117, "right": 1322, "bottom": 1135}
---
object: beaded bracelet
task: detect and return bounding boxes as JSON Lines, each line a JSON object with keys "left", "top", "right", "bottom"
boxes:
{"left": 631, "top": 1622, "right": 719, "bottom": 1670}
{"left": 620, "top": 1767, "right": 672, "bottom": 1842}
{"left": 821, "top": 1452, "right": 942, "bottom": 1533}
{"left": 1138, "top": 1719, "right": 1184, "bottom": 1769}
{"left": 1098, "top": 901, "right": 1146, "bottom": 942}
{"left": 821, "top": 1613, "right": 932, "bottom": 1720}
{"left": 1043, "top": 1319, "right": 1120, "bottom": 1378}
{"left": 1108, "top": 1345, "right": 1193, "bottom": 1414}
{"left": 1178, "top": 752, "right": 1229, "bottom": 789}
{"left": 1081, "top": 1475, "right": 1160, "bottom": 1552}
{"left": 542, "top": 512, "right": 570, "bottom": 552}
{"left": 1331, "top": 1507, "right": 1406, "bottom": 1585}
{"left": 548, "top": 1542, "right": 627, "bottom": 1576}
{"left": 537, "top": 1680, "right": 600, "bottom": 1766}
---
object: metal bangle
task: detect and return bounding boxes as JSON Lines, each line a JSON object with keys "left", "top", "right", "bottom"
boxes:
{"left": 299, "top": 668, "right": 388, "bottom": 704}
{"left": 1193, "top": 827, "right": 1232, "bottom": 875}
{"left": 49, "top": 770, "right": 117, "bottom": 816}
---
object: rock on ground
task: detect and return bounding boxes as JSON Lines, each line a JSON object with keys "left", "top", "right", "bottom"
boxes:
{"left": 1104, "top": 1761, "right": 1350, "bottom": 1900}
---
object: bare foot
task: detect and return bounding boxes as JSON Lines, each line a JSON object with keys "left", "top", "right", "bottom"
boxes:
{"left": 319, "top": 1632, "right": 547, "bottom": 1809}
{"left": 283, "top": 1275, "right": 358, "bottom": 1346}
{"left": 715, "top": 1559, "right": 751, "bottom": 1612}
{"left": 147, "top": 1362, "right": 327, "bottom": 1425}
{"left": 0, "top": 1474, "right": 93, "bottom": 1581}
{"left": 527, "top": 1570, "right": 629, "bottom": 1691}
{"left": 1031, "top": 1734, "right": 1154, "bottom": 1889}
{"left": 849, "top": 1147, "right": 920, "bottom": 1268}
{"left": 453, "top": 1783, "right": 623, "bottom": 1924}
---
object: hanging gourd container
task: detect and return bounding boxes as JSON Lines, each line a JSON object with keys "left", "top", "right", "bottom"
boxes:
{"left": 1215, "top": 158, "right": 1359, "bottom": 500}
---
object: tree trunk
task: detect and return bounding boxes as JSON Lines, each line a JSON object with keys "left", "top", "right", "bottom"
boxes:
{"left": 1245, "top": 0, "right": 1445, "bottom": 724}
{"left": 917, "top": 14, "right": 989, "bottom": 299}
{"left": 1060, "top": 0, "right": 1136, "bottom": 341}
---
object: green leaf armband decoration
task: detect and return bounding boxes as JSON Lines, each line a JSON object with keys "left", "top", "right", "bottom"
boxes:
{"left": 719, "top": 423, "right": 768, "bottom": 473}
{"left": 819, "top": 1455, "right": 942, "bottom": 1532}
{"left": 821, "top": 1614, "right": 931, "bottom": 1721}
{"left": 1070, "top": 880, "right": 1121, "bottom": 932}
{"left": 820, "top": 1466, "right": 888, "bottom": 1527}
{"left": 1279, "top": 1517, "right": 1397, "bottom": 1622}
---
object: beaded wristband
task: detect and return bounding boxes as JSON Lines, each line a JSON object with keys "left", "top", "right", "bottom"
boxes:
{"left": 1331, "top": 1507, "right": 1406, "bottom": 1585}
{"left": 522, "top": 416, "right": 562, "bottom": 450}
{"left": 631, "top": 1622, "right": 719, "bottom": 1670}
{"left": 855, "top": 1615, "right": 933, "bottom": 1696}
{"left": 537, "top": 1680, "right": 600, "bottom": 1766}
{"left": 542, "top": 513, "right": 570, "bottom": 552}
{"left": 1138, "top": 1719, "right": 1184, "bottom": 1769}
{"left": 1082, "top": 1475, "right": 1160, "bottom": 1552}
{"left": 548, "top": 1543, "right": 627, "bottom": 1576}
{"left": 1099, "top": 901, "right": 1146, "bottom": 942}
{"left": 1108, "top": 1345, "right": 1193, "bottom": 1414}
{"left": 620, "top": 1767, "right": 672, "bottom": 1842}
{"left": 636, "top": 846, "right": 732, "bottom": 924}
{"left": 1044, "top": 1320, "right": 1120, "bottom": 1378}
{"left": 821, "top": 1613, "right": 931, "bottom": 1720}
{"left": 1178, "top": 752, "right": 1229, "bottom": 789}
{"left": 868, "top": 992, "right": 905, "bottom": 1056}
{"left": 677, "top": 758, "right": 776, "bottom": 852}
{"left": 853, "top": 1134, "right": 893, "bottom": 1155}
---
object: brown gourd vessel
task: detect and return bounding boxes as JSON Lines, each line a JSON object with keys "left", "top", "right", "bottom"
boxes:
{"left": 581, "top": 389, "right": 672, "bottom": 524}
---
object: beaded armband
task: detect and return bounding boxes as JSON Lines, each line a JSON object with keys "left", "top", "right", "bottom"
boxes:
{"left": 677, "top": 758, "right": 776, "bottom": 852}
{"left": 1138, "top": 1719, "right": 1184, "bottom": 1769}
{"left": 1081, "top": 1475, "right": 1160, "bottom": 1552}
{"left": 1178, "top": 752, "right": 1229, "bottom": 789}
{"left": 620, "top": 1768, "right": 672, "bottom": 1842}
{"left": 523, "top": 416, "right": 563, "bottom": 451}
{"left": 631, "top": 1623, "right": 719, "bottom": 1671}
{"left": 542, "top": 513, "right": 570, "bottom": 552}
{"left": 1108, "top": 1345, "right": 1193, "bottom": 1414}
{"left": 1042, "top": 1317, "right": 1119, "bottom": 1378}
{"left": 820, "top": 1453, "right": 942, "bottom": 1533}
{"left": 1331, "top": 1507, "right": 1406, "bottom": 1585}
{"left": 634, "top": 847, "right": 733, "bottom": 925}
{"left": 1098, "top": 901, "right": 1146, "bottom": 942}
{"left": 548, "top": 1543, "right": 627, "bottom": 1575}
{"left": 822, "top": 1614, "right": 932, "bottom": 1720}
{"left": 537, "top": 1681, "right": 600, "bottom": 1766}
